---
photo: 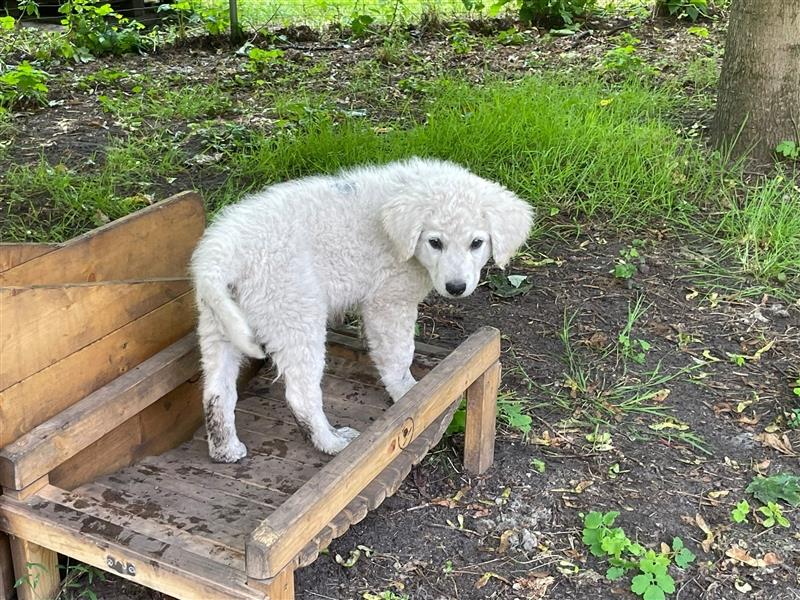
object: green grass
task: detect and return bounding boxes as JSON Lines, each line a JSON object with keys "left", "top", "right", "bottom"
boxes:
{"left": 1, "top": 134, "right": 184, "bottom": 241}
{"left": 197, "top": 0, "right": 468, "bottom": 27}
{"left": 97, "top": 84, "right": 232, "bottom": 124}
{"left": 210, "top": 76, "right": 711, "bottom": 222}
{"left": 3, "top": 71, "right": 799, "bottom": 298}
{"left": 716, "top": 175, "right": 800, "bottom": 287}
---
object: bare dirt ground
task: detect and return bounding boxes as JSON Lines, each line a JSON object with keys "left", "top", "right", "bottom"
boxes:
{"left": 3, "top": 13, "right": 799, "bottom": 600}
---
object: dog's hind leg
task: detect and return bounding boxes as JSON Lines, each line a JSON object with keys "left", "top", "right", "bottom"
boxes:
{"left": 271, "top": 328, "right": 359, "bottom": 455}
{"left": 198, "top": 313, "right": 248, "bottom": 463}
{"left": 362, "top": 299, "right": 418, "bottom": 402}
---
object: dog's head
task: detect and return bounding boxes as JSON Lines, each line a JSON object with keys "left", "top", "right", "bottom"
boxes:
{"left": 381, "top": 170, "right": 533, "bottom": 299}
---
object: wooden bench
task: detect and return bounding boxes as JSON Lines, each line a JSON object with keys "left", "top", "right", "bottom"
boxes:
{"left": 0, "top": 192, "right": 501, "bottom": 600}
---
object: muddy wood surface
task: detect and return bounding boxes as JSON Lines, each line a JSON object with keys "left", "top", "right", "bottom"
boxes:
{"left": 2, "top": 14, "right": 799, "bottom": 600}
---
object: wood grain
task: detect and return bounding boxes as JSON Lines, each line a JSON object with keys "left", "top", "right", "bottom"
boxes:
{"left": 0, "top": 491, "right": 265, "bottom": 600}
{"left": 49, "top": 380, "right": 203, "bottom": 491}
{"left": 246, "top": 326, "right": 500, "bottom": 579}
{"left": 464, "top": 361, "right": 500, "bottom": 475}
{"left": 0, "top": 335, "right": 200, "bottom": 490}
{"left": 0, "top": 244, "right": 56, "bottom": 273}
{"left": 0, "top": 192, "right": 204, "bottom": 286}
{"left": 8, "top": 536, "right": 59, "bottom": 600}
{"left": 0, "top": 278, "right": 191, "bottom": 390}
{"left": 0, "top": 291, "right": 195, "bottom": 447}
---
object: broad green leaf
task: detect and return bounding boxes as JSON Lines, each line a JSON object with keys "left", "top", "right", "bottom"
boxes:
{"left": 747, "top": 474, "right": 800, "bottom": 506}
{"left": 606, "top": 566, "right": 626, "bottom": 581}
{"left": 584, "top": 511, "right": 603, "bottom": 529}
{"left": 631, "top": 573, "right": 652, "bottom": 595}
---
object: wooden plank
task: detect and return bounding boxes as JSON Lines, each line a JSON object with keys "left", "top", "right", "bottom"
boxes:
{"left": 0, "top": 492, "right": 265, "bottom": 600}
{"left": 37, "top": 485, "right": 244, "bottom": 568}
{"left": 49, "top": 380, "right": 202, "bottom": 491}
{"left": 51, "top": 359, "right": 256, "bottom": 492}
{"left": 8, "top": 536, "right": 59, "bottom": 600}
{"left": 49, "top": 411, "right": 142, "bottom": 492}
{"left": 0, "top": 244, "right": 56, "bottom": 273}
{"left": 149, "top": 438, "right": 321, "bottom": 498}
{"left": 132, "top": 456, "right": 290, "bottom": 510}
{"left": 0, "top": 291, "right": 195, "bottom": 447}
{"left": 74, "top": 480, "right": 259, "bottom": 551}
{"left": 246, "top": 326, "right": 501, "bottom": 579}
{"left": 0, "top": 535, "right": 12, "bottom": 600}
{"left": 0, "top": 191, "right": 204, "bottom": 286}
{"left": 249, "top": 565, "right": 294, "bottom": 600}
{"left": 0, "top": 278, "right": 191, "bottom": 390}
{"left": 464, "top": 361, "right": 500, "bottom": 475}
{"left": 0, "top": 335, "right": 200, "bottom": 490}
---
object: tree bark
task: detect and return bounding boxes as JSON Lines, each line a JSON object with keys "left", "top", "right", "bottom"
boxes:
{"left": 712, "top": 0, "right": 800, "bottom": 164}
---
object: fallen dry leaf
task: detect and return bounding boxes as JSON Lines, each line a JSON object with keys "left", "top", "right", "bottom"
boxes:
{"left": 726, "top": 546, "right": 781, "bottom": 568}
{"left": 512, "top": 573, "right": 555, "bottom": 599}
{"left": 695, "top": 513, "right": 715, "bottom": 553}
{"left": 498, "top": 529, "right": 514, "bottom": 554}
{"left": 755, "top": 433, "right": 796, "bottom": 456}
{"left": 651, "top": 388, "right": 671, "bottom": 403}
{"left": 474, "top": 572, "right": 510, "bottom": 589}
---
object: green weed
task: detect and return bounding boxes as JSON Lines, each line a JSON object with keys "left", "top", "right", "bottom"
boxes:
{"left": 618, "top": 296, "right": 651, "bottom": 366}
{"left": 731, "top": 499, "right": 750, "bottom": 524}
{"left": 746, "top": 473, "right": 800, "bottom": 507}
{"left": 245, "top": 47, "right": 286, "bottom": 73}
{"left": 757, "top": 502, "right": 790, "bottom": 528}
{"left": 602, "top": 33, "right": 650, "bottom": 75}
{"left": 715, "top": 175, "right": 800, "bottom": 288}
{"left": 0, "top": 61, "right": 49, "bottom": 108}
{"left": 582, "top": 511, "right": 694, "bottom": 599}
{"left": 612, "top": 239, "right": 645, "bottom": 280}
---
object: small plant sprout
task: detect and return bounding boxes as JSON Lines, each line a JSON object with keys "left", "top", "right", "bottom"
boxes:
{"left": 618, "top": 296, "right": 652, "bottom": 365}
{"left": 631, "top": 550, "right": 675, "bottom": 600}
{"left": 731, "top": 499, "right": 750, "bottom": 524}
{"left": 757, "top": 502, "right": 790, "bottom": 528}
{"left": 775, "top": 140, "right": 799, "bottom": 160}
{"left": 612, "top": 240, "right": 645, "bottom": 280}
{"left": 671, "top": 538, "right": 695, "bottom": 569}
{"left": 582, "top": 511, "right": 694, "bottom": 599}
{"left": 245, "top": 47, "right": 285, "bottom": 73}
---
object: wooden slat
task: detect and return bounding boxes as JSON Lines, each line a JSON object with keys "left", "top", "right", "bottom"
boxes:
{"left": 37, "top": 485, "right": 244, "bottom": 568}
{"left": 0, "top": 292, "right": 195, "bottom": 447}
{"left": 464, "top": 361, "right": 500, "bottom": 475}
{"left": 51, "top": 360, "right": 263, "bottom": 491}
{"left": 246, "top": 326, "right": 501, "bottom": 579}
{"left": 8, "top": 536, "right": 59, "bottom": 600}
{"left": 0, "top": 535, "right": 12, "bottom": 600}
{"left": 0, "top": 490, "right": 265, "bottom": 600}
{"left": 0, "top": 335, "right": 200, "bottom": 490}
{"left": 50, "top": 380, "right": 202, "bottom": 491}
{"left": 0, "top": 191, "right": 204, "bottom": 286}
{"left": 0, "top": 244, "right": 57, "bottom": 273}
{"left": 0, "top": 278, "right": 191, "bottom": 390}
{"left": 74, "top": 480, "right": 259, "bottom": 551}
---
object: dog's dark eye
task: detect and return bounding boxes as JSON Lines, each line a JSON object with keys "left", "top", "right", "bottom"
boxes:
{"left": 429, "top": 238, "right": 442, "bottom": 250}
{"left": 470, "top": 238, "right": 484, "bottom": 250}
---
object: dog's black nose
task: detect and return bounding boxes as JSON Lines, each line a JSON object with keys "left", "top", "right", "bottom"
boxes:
{"left": 446, "top": 281, "right": 467, "bottom": 296}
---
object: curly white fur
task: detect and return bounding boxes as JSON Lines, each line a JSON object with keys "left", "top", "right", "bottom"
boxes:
{"left": 191, "top": 157, "right": 533, "bottom": 462}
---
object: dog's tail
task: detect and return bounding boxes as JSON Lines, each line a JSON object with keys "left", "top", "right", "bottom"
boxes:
{"left": 193, "top": 272, "right": 266, "bottom": 359}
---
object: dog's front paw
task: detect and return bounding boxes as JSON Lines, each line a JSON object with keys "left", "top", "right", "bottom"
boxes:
{"left": 315, "top": 426, "right": 360, "bottom": 455}
{"left": 209, "top": 438, "right": 248, "bottom": 463}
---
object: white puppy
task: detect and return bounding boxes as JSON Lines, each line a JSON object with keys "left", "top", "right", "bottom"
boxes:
{"left": 190, "top": 157, "right": 533, "bottom": 462}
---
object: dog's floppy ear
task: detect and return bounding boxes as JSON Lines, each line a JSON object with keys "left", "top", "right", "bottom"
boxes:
{"left": 483, "top": 186, "right": 534, "bottom": 269}
{"left": 381, "top": 196, "right": 425, "bottom": 261}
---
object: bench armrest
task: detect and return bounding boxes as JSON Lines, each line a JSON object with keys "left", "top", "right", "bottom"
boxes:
{"left": 245, "top": 326, "right": 501, "bottom": 579}
{"left": 0, "top": 334, "right": 200, "bottom": 490}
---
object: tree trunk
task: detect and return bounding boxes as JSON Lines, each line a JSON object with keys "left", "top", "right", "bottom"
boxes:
{"left": 712, "top": 0, "right": 800, "bottom": 164}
